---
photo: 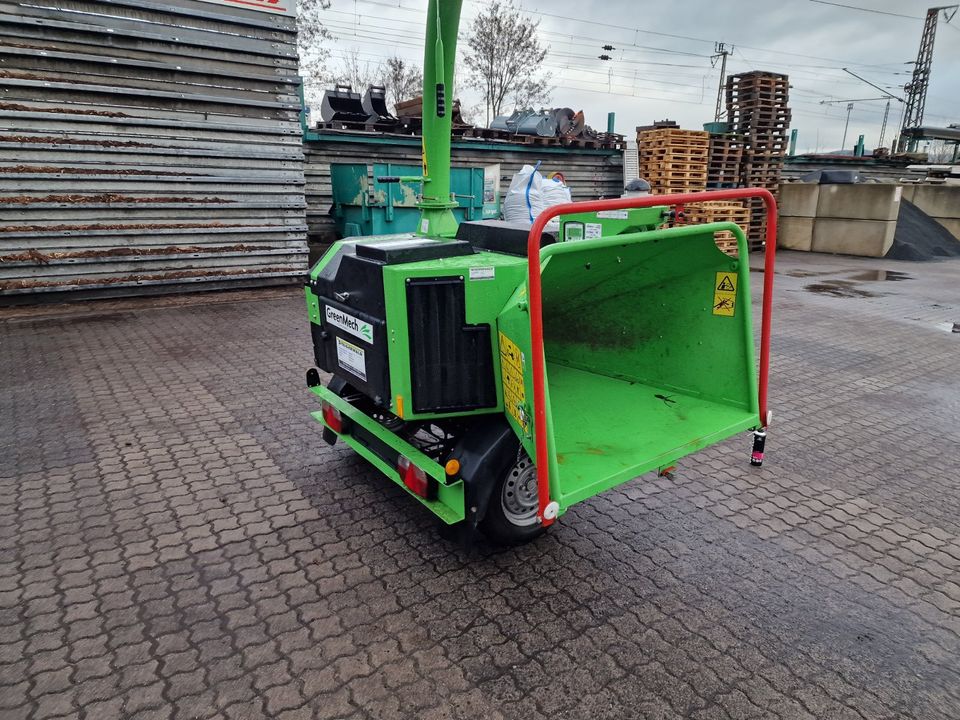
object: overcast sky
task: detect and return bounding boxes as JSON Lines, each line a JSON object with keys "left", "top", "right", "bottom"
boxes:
{"left": 321, "top": 0, "right": 960, "bottom": 153}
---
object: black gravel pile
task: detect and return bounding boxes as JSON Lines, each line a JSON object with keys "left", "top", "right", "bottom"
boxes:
{"left": 887, "top": 199, "right": 960, "bottom": 261}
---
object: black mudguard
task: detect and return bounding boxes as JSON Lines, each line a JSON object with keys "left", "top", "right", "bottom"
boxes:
{"left": 450, "top": 415, "right": 520, "bottom": 530}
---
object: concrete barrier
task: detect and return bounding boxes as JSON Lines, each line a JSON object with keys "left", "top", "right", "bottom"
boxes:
{"left": 909, "top": 185, "right": 960, "bottom": 240}
{"left": 777, "top": 183, "right": 818, "bottom": 251}
{"left": 778, "top": 217, "right": 815, "bottom": 251}
{"left": 816, "top": 184, "right": 902, "bottom": 221}
{"left": 812, "top": 218, "right": 896, "bottom": 257}
{"left": 778, "top": 181, "right": 958, "bottom": 254}
{"left": 779, "top": 184, "right": 819, "bottom": 217}
{"left": 910, "top": 185, "right": 960, "bottom": 219}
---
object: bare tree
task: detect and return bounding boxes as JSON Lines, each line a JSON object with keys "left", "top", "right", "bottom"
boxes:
{"left": 297, "top": 0, "right": 332, "bottom": 113}
{"left": 925, "top": 139, "right": 959, "bottom": 163}
{"left": 330, "top": 49, "right": 384, "bottom": 92}
{"left": 379, "top": 56, "right": 423, "bottom": 113}
{"left": 463, "top": 0, "right": 551, "bottom": 125}
{"left": 511, "top": 74, "right": 553, "bottom": 111}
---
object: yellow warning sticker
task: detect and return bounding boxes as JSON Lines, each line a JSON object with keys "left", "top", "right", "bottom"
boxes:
{"left": 713, "top": 271, "right": 738, "bottom": 317}
{"left": 499, "top": 331, "right": 528, "bottom": 431}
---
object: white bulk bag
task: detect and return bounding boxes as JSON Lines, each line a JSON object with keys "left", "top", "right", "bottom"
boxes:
{"left": 502, "top": 164, "right": 571, "bottom": 231}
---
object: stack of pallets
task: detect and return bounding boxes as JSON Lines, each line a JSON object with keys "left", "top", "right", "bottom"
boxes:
{"left": 685, "top": 200, "right": 752, "bottom": 256}
{"left": 725, "top": 71, "right": 790, "bottom": 247}
{"left": 637, "top": 128, "right": 709, "bottom": 194}
{"left": 707, "top": 134, "right": 744, "bottom": 188}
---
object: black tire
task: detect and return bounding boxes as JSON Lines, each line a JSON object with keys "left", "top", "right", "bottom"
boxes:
{"left": 480, "top": 454, "right": 547, "bottom": 546}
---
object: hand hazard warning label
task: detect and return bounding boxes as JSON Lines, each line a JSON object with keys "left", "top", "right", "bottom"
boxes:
{"left": 713, "top": 271, "right": 738, "bottom": 317}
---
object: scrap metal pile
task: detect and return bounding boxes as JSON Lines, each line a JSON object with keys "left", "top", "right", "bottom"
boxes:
{"left": 488, "top": 107, "right": 623, "bottom": 148}
{"left": 315, "top": 84, "right": 624, "bottom": 149}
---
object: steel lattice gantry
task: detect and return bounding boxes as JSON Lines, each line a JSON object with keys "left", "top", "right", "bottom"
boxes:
{"left": 898, "top": 5, "right": 959, "bottom": 152}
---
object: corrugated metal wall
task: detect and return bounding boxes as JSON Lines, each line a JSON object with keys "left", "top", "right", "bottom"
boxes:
{"left": 303, "top": 133, "right": 625, "bottom": 246}
{"left": 0, "top": 0, "right": 307, "bottom": 301}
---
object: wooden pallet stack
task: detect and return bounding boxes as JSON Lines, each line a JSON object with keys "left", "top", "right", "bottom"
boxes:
{"left": 684, "top": 201, "right": 752, "bottom": 256}
{"left": 707, "top": 134, "right": 743, "bottom": 188}
{"left": 637, "top": 128, "right": 709, "bottom": 194}
{"left": 725, "top": 71, "right": 790, "bottom": 247}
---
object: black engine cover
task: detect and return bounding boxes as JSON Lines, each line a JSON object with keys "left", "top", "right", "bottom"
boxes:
{"left": 310, "top": 301, "right": 390, "bottom": 405}
{"left": 308, "top": 237, "right": 498, "bottom": 415}
{"left": 308, "top": 243, "right": 392, "bottom": 406}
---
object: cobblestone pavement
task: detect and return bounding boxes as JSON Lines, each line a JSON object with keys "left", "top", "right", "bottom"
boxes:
{"left": 2, "top": 251, "right": 960, "bottom": 720}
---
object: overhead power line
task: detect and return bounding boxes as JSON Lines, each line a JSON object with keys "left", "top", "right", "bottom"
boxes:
{"left": 333, "top": 1, "right": 913, "bottom": 71}
{"left": 321, "top": 19, "right": 711, "bottom": 69}
{"left": 327, "top": 0, "right": 916, "bottom": 85}
{"left": 807, "top": 1, "right": 924, "bottom": 20}
{"left": 518, "top": 4, "right": 909, "bottom": 68}
{"left": 842, "top": 68, "right": 905, "bottom": 102}
{"left": 319, "top": 0, "right": 959, "bottom": 132}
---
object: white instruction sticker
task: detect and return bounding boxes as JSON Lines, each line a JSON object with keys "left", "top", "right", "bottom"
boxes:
{"left": 420, "top": 218, "right": 429, "bottom": 233}
{"left": 596, "top": 209, "right": 628, "bottom": 219}
{"left": 585, "top": 223, "right": 603, "bottom": 239}
{"left": 325, "top": 306, "right": 373, "bottom": 344}
{"left": 469, "top": 266, "right": 495, "bottom": 280}
{"left": 336, "top": 337, "right": 367, "bottom": 381}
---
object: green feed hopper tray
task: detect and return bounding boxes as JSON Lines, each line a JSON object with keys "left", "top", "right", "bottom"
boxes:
{"left": 498, "top": 216, "right": 760, "bottom": 516}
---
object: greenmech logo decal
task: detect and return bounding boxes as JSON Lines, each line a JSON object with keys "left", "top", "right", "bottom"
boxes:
{"left": 325, "top": 306, "right": 373, "bottom": 344}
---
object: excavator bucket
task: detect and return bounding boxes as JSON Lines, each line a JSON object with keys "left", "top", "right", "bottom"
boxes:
{"left": 362, "top": 85, "right": 393, "bottom": 120}
{"left": 320, "top": 84, "right": 368, "bottom": 124}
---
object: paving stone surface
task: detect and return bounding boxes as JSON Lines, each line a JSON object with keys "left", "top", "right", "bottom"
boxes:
{"left": 2, "top": 251, "right": 959, "bottom": 719}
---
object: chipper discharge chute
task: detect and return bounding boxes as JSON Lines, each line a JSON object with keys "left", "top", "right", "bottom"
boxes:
{"left": 303, "top": 0, "right": 777, "bottom": 545}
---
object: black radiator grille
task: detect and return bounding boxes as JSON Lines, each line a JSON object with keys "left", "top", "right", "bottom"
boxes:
{"left": 406, "top": 277, "right": 497, "bottom": 413}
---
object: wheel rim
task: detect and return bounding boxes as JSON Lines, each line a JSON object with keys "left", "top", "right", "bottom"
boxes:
{"left": 500, "top": 458, "right": 539, "bottom": 527}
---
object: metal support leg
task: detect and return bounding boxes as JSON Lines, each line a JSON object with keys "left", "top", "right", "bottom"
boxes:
{"left": 751, "top": 429, "right": 767, "bottom": 467}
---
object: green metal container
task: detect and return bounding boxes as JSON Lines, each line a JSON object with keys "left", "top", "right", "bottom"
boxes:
{"left": 703, "top": 121, "right": 731, "bottom": 134}
{"left": 330, "top": 162, "right": 500, "bottom": 238}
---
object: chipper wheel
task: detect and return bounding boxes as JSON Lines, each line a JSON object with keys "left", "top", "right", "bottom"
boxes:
{"left": 481, "top": 454, "right": 547, "bottom": 545}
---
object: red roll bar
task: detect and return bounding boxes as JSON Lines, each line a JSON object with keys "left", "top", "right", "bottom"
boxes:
{"left": 526, "top": 188, "right": 778, "bottom": 526}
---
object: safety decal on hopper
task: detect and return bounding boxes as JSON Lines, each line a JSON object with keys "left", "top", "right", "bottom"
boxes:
{"left": 713, "top": 271, "right": 738, "bottom": 317}
{"left": 498, "top": 331, "right": 528, "bottom": 431}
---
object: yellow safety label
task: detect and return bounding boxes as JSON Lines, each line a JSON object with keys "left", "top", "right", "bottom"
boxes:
{"left": 499, "top": 331, "right": 528, "bottom": 431}
{"left": 713, "top": 271, "right": 738, "bottom": 317}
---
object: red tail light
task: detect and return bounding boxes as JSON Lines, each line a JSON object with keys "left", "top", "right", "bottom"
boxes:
{"left": 397, "top": 456, "right": 436, "bottom": 499}
{"left": 321, "top": 400, "right": 343, "bottom": 433}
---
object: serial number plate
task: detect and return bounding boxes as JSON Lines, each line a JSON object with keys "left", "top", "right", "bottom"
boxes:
{"left": 335, "top": 336, "right": 367, "bottom": 381}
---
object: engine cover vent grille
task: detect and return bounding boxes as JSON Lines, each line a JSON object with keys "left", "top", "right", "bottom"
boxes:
{"left": 406, "top": 277, "right": 497, "bottom": 413}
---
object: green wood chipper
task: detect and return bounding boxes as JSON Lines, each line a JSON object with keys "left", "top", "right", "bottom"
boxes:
{"left": 304, "top": 0, "right": 777, "bottom": 544}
